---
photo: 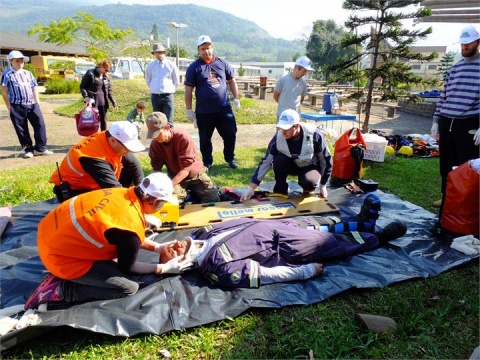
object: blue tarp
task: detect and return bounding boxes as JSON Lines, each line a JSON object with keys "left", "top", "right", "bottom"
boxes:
{"left": 1, "top": 184, "right": 477, "bottom": 351}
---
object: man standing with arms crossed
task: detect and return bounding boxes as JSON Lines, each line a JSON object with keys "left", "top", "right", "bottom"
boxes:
{"left": 145, "top": 43, "right": 180, "bottom": 127}
{"left": 184, "top": 35, "right": 241, "bottom": 169}
{"left": 431, "top": 25, "right": 480, "bottom": 208}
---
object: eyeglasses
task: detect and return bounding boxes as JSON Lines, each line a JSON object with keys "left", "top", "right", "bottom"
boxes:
{"left": 145, "top": 196, "right": 166, "bottom": 211}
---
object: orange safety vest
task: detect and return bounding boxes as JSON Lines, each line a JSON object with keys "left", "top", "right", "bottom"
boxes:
{"left": 49, "top": 131, "right": 123, "bottom": 191}
{"left": 37, "top": 187, "right": 146, "bottom": 279}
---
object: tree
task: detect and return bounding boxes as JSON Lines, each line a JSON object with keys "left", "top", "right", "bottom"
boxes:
{"left": 437, "top": 51, "right": 456, "bottom": 81}
{"left": 28, "top": 12, "right": 134, "bottom": 61}
{"left": 165, "top": 45, "right": 189, "bottom": 59}
{"left": 305, "top": 20, "right": 356, "bottom": 81}
{"left": 332, "top": 0, "right": 436, "bottom": 132}
{"left": 151, "top": 24, "right": 159, "bottom": 43}
{"left": 237, "top": 63, "right": 246, "bottom": 77}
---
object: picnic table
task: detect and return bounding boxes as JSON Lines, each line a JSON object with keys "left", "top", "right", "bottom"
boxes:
{"left": 300, "top": 112, "right": 356, "bottom": 128}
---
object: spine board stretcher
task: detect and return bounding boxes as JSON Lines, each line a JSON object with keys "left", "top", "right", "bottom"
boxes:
{"left": 153, "top": 196, "right": 339, "bottom": 231}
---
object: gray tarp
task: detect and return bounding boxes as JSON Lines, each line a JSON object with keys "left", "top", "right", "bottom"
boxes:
{"left": 1, "top": 184, "right": 477, "bottom": 351}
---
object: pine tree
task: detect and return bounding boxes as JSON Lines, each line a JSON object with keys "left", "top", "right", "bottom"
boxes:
{"left": 333, "top": 0, "right": 436, "bottom": 132}
{"left": 151, "top": 24, "right": 159, "bottom": 42}
{"left": 437, "top": 51, "right": 455, "bottom": 81}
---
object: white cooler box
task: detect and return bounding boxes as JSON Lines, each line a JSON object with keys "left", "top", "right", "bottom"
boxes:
{"left": 363, "top": 133, "right": 388, "bottom": 162}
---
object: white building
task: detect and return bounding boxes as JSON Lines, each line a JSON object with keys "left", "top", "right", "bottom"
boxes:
{"left": 408, "top": 46, "right": 447, "bottom": 80}
{"left": 241, "top": 62, "right": 296, "bottom": 79}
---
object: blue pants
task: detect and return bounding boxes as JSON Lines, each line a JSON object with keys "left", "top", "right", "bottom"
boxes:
{"left": 196, "top": 106, "right": 237, "bottom": 165}
{"left": 272, "top": 153, "right": 321, "bottom": 194}
{"left": 151, "top": 93, "right": 174, "bottom": 127}
{"left": 9, "top": 103, "right": 48, "bottom": 153}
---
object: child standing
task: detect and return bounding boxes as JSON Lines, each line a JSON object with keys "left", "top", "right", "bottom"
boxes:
{"left": 127, "top": 101, "right": 147, "bottom": 138}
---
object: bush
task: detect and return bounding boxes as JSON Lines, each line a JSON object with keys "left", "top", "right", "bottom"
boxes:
{"left": 24, "top": 63, "right": 37, "bottom": 79}
{"left": 45, "top": 79, "right": 80, "bottom": 94}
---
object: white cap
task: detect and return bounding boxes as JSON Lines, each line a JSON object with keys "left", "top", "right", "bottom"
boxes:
{"left": 459, "top": 25, "right": 480, "bottom": 44}
{"left": 108, "top": 121, "right": 145, "bottom": 152}
{"left": 139, "top": 173, "right": 176, "bottom": 203}
{"left": 8, "top": 50, "right": 30, "bottom": 62}
{"left": 197, "top": 35, "right": 212, "bottom": 46}
{"left": 277, "top": 109, "right": 300, "bottom": 130}
{"left": 295, "top": 56, "right": 314, "bottom": 71}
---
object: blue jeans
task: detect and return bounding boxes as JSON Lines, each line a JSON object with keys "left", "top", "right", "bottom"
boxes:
{"left": 9, "top": 103, "right": 47, "bottom": 153}
{"left": 196, "top": 106, "right": 237, "bottom": 166}
{"left": 151, "top": 93, "right": 174, "bottom": 127}
{"left": 62, "top": 260, "right": 157, "bottom": 303}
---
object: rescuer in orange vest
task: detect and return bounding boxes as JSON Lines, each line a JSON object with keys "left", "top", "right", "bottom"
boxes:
{"left": 25, "top": 172, "right": 193, "bottom": 311}
{"left": 50, "top": 121, "right": 146, "bottom": 203}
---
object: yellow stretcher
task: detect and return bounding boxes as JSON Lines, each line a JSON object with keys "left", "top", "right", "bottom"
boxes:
{"left": 153, "top": 195, "right": 339, "bottom": 231}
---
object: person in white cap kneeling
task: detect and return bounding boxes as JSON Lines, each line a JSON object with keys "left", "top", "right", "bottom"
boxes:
{"left": 240, "top": 109, "right": 332, "bottom": 201}
{"left": 1, "top": 50, "right": 53, "bottom": 158}
{"left": 430, "top": 25, "right": 480, "bottom": 210}
{"left": 25, "top": 172, "right": 193, "bottom": 311}
{"left": 49, "top": 121, "right": 145, "bottom": 203}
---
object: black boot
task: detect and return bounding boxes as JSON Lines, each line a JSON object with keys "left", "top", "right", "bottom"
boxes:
{"left": 376, "top": 221, "right": 407, "bottom": 244}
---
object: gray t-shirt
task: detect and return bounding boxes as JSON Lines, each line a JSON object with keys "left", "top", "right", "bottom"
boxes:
{"left": 274, "top": 73, "right": 308, "bottom": 117}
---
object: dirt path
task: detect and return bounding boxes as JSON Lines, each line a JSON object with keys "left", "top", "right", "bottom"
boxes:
{"left": 0, "top": 95, "right": 433, "bottom": 171}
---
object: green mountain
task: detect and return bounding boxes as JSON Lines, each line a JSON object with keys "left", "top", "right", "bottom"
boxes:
{"left": 0, "top": 0, "right": 305, "bottom": 62}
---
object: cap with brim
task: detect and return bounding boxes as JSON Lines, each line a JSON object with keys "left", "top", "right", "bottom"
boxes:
{"left": 295, "top": 56, "right": 314, "bottom": 71}
{"left": 459, "top": 25, "right": 480, "bottom": 44}
{"left": 277, "top": 109, "right": 300, "bottom": 130}
{"left": 108, "top": 121, "right": 145, "bottom": 152}
{"left": 197, "top": 35, "right": 212, "bottom": 46}
{"left": 8, "top": 50, "right": 30, "bottom": 62}
{"left": 151, "top": 43, "right": 166, "bottom": 54}
{"left": 139, "top": 173, "right": 176, "bottom": 203}
{"left": 146, "top": 112, "right": 169, "bottom": 139}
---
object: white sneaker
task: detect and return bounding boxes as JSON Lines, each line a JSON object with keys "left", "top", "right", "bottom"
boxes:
{"left": 24, "top": 152, "right": 34, "bottom": 158}
{"left": 34, "top": 149, "right": 54, "bottom": 156}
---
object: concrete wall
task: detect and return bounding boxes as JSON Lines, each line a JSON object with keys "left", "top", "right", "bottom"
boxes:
{"left": 399, "top": 99, "right": 437, "bottom": 117}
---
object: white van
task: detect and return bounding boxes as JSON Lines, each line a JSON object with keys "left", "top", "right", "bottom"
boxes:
{"left": 111, "top": 57, "right": 152, "bottom": 79}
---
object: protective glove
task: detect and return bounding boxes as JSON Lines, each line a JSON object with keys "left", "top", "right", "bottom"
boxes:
{"left": 144, "top": 214, "right": 162, "bottom": 231}
{"left": 473, "top": 128, "right": 480, "bottom": 146}
{"left": 161, "top": 255, "right": 194, "bottom": 274}
{"left": 319, "top": 184, "right": 328, "bottom": 199}
{"left": 240, "top": 187, "right": 255, "bottom": 201}
{"left": 431, "top": 123, "right": 439, "bottom": 138}
{"left": 186, "top": 109, "right": 197, "bottom": 128}
{"left": 233, "top": 98, "right": 241, "bottom": 110}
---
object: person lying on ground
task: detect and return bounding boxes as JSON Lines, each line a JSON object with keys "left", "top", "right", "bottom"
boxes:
{"left": 159, "top": 194, "right": 407, "bottom": 288}
{"left": 49, "top": 121, "right": 145, "bottom": 203}
{"left": 25, "top": 173, "right": 192, "bottom": 311}
{"left": 240, "top": 109, "right": 332, "bottom": 201}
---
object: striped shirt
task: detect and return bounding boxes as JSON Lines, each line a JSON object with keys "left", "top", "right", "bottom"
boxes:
{"left": 1, "top": 68, "right": 37, "bottom": 105}
{"left": 433, "top": 53, "right": 480, "bottom": 122}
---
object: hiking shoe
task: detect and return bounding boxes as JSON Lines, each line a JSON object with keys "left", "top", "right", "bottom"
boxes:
{"left": 376, "top": 221, "right": 407, "bottom": 244}
{"left": 34, "top": 149, "right": 54, "bottom": 156}
{"left": 433, "top": 199, "right": 442, "bottom": 208}
{"left": 228, "top": 160, "right": 238, "bottom": 169}
{"left": 24, "top": 152, "right": 34, "bottom": 158}
{"left": 349, "top": 193, "right": 381, "bottom": 225}
{"left": 24, "top": 274, "right": 63, "bottom": 310}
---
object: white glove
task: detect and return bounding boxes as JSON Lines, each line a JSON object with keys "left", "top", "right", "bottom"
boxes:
{"left": 161, "top": 255, "right": 194, "bottom": 274}
{"left": 186, "top": 109, "right": 197, "bottom": 128}
{"left": 233, "top": 98, "right": 241, "bottom": 110}
{"left": 319, "top": 184, "right": 328, "bottom": 199}
{"left": 431, "top": 123, "right": 439, "bottom": 138}
{"left": 473, "top": 128, "right": 480, "bottom": 146}
{"left": 144, "top": 214, "right": 162, "bottom": 231}
{"left": 240, "top": 187, "right": 255, "bottom": 201}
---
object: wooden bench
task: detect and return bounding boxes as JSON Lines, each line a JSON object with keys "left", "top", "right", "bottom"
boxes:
{"left": 358, "top": 102, "right": 401, "bottom": 118}
{"left": 253, "top": 85, "right": 275, "bottom": 100}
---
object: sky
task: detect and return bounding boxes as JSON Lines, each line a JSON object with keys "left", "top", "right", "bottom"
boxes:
{"left": 114, "top": 0, "right": 474, "bottom": 53}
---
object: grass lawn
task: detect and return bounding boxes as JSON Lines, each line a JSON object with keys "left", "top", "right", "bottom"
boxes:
{"left": 1, "top": 80, "right": 478, "bottom": 359}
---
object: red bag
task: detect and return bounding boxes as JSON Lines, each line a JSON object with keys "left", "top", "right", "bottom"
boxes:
{"left": 75, "top": 104, "right": 100, "bottom": 136}
{"left": 441, "top": 161, "right": 479, "bottom": 236}
{"left": 331, "top": 128, "right": 367, "bottom": 183}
